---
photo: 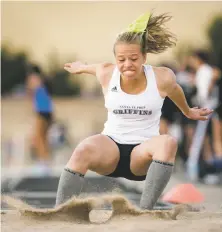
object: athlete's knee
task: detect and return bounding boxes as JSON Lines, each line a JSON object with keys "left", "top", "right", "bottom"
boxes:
{"left": 68, "top": 143, "right": 97, "bottom": 167}
{"left": 163, "top": 134, "right": 178, "bottom": 158}
{"left": 164, "top": 134, "right": 178, "bottom": 149}
{"left": 153, "top": 135, "right": 178, "bottom": 162}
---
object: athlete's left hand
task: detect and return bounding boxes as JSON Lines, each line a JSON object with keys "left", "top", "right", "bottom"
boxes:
{"left": 186, "top": 107, "right": 214, "bottom": 121}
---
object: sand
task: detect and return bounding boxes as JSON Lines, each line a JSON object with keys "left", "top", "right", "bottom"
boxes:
{"left": 1, "top": 194, "right": 222, "bottom": 232}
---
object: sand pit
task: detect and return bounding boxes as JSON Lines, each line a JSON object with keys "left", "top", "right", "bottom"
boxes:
{"left": 1, "top": 194, "right": 222, "bottom": 232}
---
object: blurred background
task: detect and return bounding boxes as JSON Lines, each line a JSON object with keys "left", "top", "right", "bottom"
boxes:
{"left": 1, "top": 1, "right": 222, "bottom": 209}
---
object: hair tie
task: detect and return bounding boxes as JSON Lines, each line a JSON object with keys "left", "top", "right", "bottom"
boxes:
{"left": 123, "top": 12, "right": 150, "bottom": 33}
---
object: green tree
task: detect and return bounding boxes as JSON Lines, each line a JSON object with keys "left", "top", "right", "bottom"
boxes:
{"left": 47, "top": 50, "right": 81, "bottom": 97}
{"left": 1, "top": 46, "right": 28, "bottom": 95}
{"left": 1, "top": 46, "right": 81, "bottom": 97}
{"left": 50, "top": 70, "right": 81, "bottom": 97}
{"left": 207, "top": 15, "right": 222, "bottom": 69}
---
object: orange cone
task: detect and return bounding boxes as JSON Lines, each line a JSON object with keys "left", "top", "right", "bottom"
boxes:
{"left": 162, "top": 183, "right": 204, "bottom": 204}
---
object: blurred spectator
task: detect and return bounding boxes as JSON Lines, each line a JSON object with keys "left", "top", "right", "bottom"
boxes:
{"left": 26, "top": 64, "right": 54, "bottom": 175}
{"left": 211, "top": 68, "right": 222, "bottom": 168}
{"left": 159, "top": 62, "right": 197, "bottom": 163}
{"left": 215, "top": 68, "right": 222, "bottom": 128}
{"left": 188, "top": 50, "right": 222, "bottom": 178}
{"left": 188, "top": 50, "right": 219, "bottom": 108}
{"left": 160, "top": 64, "right": 179, "bottom": 135}
{"left": 176, "top": 62, "right": 197, "bottom": 162}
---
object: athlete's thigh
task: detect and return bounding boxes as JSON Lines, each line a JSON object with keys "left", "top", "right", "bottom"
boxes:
{"left": 130, "top": 135, "right": 167, "bottom": 176}
{"left": 212, "top": 117, "right": 222, "bottom": 139}
{"left": 79, "top": 134, "right": 120, "bottom": 175}
{"left": 34, "top": 115, "right": 45, "bottom": 140}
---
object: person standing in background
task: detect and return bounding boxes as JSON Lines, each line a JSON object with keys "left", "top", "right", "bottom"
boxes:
{"left": 189, "top": 50, "right": 218, "bottom": 108}
{"left": 26, "top": 65, "right": 54, "bottom": 175}
{"left": 211, "top": 67, "right": 222, "bottom": 170}
{"left": 176, "top": 62, "right": 197, "bottom": 163}
{"left": 188, "top": 50, "right": 222, "bottom": 177}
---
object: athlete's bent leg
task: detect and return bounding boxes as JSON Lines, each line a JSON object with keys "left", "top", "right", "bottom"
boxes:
{"left": 130, "top": 134, "right": 178, "bottom": 209}
{"left": 55, "top": 134, "right": 119, "bottom": 206}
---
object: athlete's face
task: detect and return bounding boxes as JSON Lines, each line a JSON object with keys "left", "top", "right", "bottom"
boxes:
{"left": 114, "top": 43, "right": 146, "bottom": 79}
{"left": 27, "top": 74, "right": 42, "bottom": 91}
{"left": 188, "top": 55, "right": 201, "bottom": 71}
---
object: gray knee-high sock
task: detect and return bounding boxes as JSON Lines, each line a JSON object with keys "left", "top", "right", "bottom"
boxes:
{"left": 55, "top": 168, "right": 84, "bottom": 206}
{"left": 140, "top": 160, "right": 174, "bottom": 210}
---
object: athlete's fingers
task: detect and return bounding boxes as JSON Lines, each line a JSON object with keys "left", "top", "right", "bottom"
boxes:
{"left": 199, "top": 108, "right": 213, "bottom": 116}
{"left": 64, "top": 63, "right": 72, "bottom": 68}
{"left": 64, "top": 67, "right": 72, "bottom": 72}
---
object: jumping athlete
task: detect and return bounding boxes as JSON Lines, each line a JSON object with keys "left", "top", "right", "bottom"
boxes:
{"left": 55, "top": 12, "right": 213, "bottom": 209}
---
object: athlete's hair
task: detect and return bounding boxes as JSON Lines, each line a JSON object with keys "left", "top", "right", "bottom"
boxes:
{"left": 114, "top": 12, "right": 177, "bottom": 55}
{"left": 27, "top": 64, "right": 53, "bottom": 95}
{"left": 191, "top": 49, "right": 210, "bottom": 64}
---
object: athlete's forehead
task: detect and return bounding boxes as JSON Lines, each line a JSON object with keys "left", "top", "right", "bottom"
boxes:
{"left": 116, "top": 53, "right": 139, "bottom": 58}
{"left": 114, "top": 43, "right": 141, "bottom": 57}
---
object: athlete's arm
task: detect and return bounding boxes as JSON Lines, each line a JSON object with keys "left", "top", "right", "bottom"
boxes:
{"left": 161, "top": 68, "right": 213, "bottom": 121}
{"left": 64, "top": 61, "right": 114, "bottom": 88}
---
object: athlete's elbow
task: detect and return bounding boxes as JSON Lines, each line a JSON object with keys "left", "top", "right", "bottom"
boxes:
{"left": 98, "top": 63, "right": 113, "bottom": 70}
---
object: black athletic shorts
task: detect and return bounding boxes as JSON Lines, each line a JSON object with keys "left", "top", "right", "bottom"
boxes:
{"left": 105, "top": 136, "right": 146, "bottom": 181}
{"left": 38, "top": 112, "right": 53, "bottom": 124}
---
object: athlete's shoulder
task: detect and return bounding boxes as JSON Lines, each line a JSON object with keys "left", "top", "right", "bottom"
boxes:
{"left": 153, "top": 66, "right": 176, "bottom": 84}
{"left": 153, "top": 66, "right": 175, "bottom": 76}
{"left": 152, "top": 66, "right": 176, "bottom": 96}
{"left": 97, "top": 63, "right": 115, "bottom": 87}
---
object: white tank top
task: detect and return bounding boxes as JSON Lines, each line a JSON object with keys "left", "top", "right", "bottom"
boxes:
{"left": 101, "top": 65, "right": 164, "bottom": 144}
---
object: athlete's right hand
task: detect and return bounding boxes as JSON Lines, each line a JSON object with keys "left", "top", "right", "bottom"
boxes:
{"left": 64, "top": 61, "right": 86, "bottom": 74}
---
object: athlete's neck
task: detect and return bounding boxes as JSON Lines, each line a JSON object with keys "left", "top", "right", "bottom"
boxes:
{"left": 120, "top": 72, "right": 147, "bottom": 93}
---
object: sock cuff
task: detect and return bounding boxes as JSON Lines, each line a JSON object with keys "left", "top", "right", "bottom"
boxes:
{"left": 64, "top": 167, "right": 85, "bottom": 177}
{"left": 153, "top": 160, "right": 174, "bottom": 166}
